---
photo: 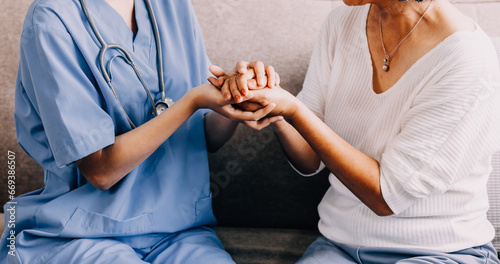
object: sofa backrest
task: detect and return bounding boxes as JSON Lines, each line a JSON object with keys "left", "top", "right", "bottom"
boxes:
{"left": 0, "top": 0, "right": 499, "bottom": 251}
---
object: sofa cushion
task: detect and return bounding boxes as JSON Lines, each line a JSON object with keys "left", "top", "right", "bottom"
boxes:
{"left": 215, "top": 227, "right": 320, "bottom": 264}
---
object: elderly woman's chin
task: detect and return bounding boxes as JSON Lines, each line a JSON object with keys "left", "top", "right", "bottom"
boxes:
{"left": 342, "top": 0, "right": 371, "bottom": 6}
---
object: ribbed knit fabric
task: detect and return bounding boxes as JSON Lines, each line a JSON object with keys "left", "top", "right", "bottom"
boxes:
{"left": 297, "top": 5, "right": 500, "bottom": 252}
{"left": 487, "top": 37, "right": 500, "bottom": 251}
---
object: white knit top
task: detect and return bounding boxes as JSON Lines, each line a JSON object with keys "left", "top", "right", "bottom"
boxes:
{"left": 297, "top": 5, "right": 500, "bottom": 252}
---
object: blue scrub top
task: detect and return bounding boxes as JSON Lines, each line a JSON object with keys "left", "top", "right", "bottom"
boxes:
{"left": 3, "top": 0, "right": 215, "bottom": 241}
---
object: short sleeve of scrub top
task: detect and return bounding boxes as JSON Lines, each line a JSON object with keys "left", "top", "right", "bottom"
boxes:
{"left": 16, "top": 26, "right": 115, "bottom": 169}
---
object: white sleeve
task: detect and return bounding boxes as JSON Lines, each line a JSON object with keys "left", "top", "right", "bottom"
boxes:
{"left": 289, "top": 10, "right": 337, "bottom": 177}
{"left": 379, "top": 43, "right": 500, "bottom": 214}
{"left": 289, "top": 160, "right": 327, "bottom": 177}
{"left": 296, "top": 10, "right": 337, "bottom": 121}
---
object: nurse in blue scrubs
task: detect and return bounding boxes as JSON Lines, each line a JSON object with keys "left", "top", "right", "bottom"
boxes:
{"left": 0, "top": 0, "right": 279, "bottom": 263}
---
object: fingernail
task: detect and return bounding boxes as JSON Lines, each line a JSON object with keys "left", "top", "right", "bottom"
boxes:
{"left": 225, "top": 94, "right": 231, "bottom": 100}
{"left": 235, "top": 95, "right": 241, "bottom": 103}
{"left": 240, "top": 89, "right": 246, "bottom": 96}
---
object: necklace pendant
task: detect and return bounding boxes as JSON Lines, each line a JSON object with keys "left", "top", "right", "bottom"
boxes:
{"left": 378, "top": 0, "right": 435, "bottom": 74}
{"left": 382, "top": 57, "right": 390, "bottom": 72}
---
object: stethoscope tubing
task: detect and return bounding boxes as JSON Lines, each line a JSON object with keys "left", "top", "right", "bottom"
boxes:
{"left": 143, "top": 0, "right": 165, "bottom": 101}
{"left": 102, "top": 45, "right": 157, "bottom": 129}
{"left": 79, "top": 0, "right": 166, "bottom": 128}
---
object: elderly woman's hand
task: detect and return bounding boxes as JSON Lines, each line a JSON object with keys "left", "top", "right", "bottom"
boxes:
{"left": 247, "top": 85, "right": 300, "bottom": 119}
{"left": 207, "top": 61, "right": 280, "bottom": 103}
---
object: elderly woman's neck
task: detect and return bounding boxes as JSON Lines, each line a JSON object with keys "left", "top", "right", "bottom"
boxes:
{"left": 374, "top": 0, "right": 439, "bottom": 35}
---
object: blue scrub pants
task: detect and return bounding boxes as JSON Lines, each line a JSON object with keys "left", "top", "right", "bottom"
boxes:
{"left": 10, "top": 226, "right": 235, "bottom": 264}
{"left": 296, "top": 236, "right": 500, "bottom": 264}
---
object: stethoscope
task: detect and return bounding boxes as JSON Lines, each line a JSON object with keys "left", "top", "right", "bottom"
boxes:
{"left": 79, "top": 0, "right": 174, "bottom": 129}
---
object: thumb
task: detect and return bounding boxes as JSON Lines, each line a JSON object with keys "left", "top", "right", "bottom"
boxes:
{"left": 209, "top": 65, "right": 226, "bottom": 77}
{"left": 207, "top": 76, "right": 219, "bottom": 87}
{"left": 269, "top": 116, "right": 284, "bottom": 123}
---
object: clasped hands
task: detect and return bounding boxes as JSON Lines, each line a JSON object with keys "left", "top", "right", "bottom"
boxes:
{"left": 206, "top": 61, "right": 298, "bottom": 129}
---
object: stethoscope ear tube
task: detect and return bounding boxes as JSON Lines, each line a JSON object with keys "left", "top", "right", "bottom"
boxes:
{"left": 79, "top": 0, "right": 105, "bottom": 47}
{"left": 143, "top": 0, "right": 165, "bottom": 102}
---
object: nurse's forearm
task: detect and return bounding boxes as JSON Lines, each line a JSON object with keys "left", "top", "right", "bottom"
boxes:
{"left": 204, "top": 111, "right": 239, "bottom": 153}
{"left": 76, "top": 88, "right": 202, "bottom": 191}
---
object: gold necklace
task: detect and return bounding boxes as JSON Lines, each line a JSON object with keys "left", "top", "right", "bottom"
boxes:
{"left": 379, "top": 0, "right": 435, "bottom": 72}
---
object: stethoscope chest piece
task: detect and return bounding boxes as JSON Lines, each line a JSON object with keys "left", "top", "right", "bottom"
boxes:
{"left": 155, "top": 97, "right": 175, "bottom": 115}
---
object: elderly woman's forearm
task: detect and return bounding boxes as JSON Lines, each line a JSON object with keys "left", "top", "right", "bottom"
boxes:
{"left": 272, "top": 120, "right": 321, "bottom": 174}
{"left": 288, "top": 102, "right": 394, "bottom": 216}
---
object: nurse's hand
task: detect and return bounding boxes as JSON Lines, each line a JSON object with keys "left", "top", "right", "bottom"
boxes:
{"left": 192, "top": 84, "right": 282, "bottom": 127}
{"left": 208, "top": 61, "right": 280, "bottom": 103}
